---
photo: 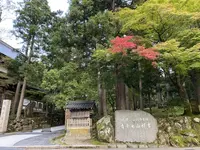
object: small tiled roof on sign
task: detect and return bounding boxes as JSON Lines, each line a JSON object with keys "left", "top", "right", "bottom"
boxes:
{"left": 66, "top": 100, "right": 96, "bottom": 110}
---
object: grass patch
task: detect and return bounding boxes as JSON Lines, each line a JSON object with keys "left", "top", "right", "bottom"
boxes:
{"left": 90, "top": 139, "right": 107, "bottom": 145}
{"left": 51, "top": 132, "right": 66, "bottom": 145}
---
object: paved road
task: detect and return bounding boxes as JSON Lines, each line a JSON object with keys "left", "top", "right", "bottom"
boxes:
{"left": 14, "top": 131, "right": 62, "bottom": 146}
{"left": 0, "top": 125, "right": 64, "bottom": 150}
{"left": 0, "top": 134, "right": 42, "bottom": 147}
{"left": 1, "top": 125, "right": 200, "bottom": 150}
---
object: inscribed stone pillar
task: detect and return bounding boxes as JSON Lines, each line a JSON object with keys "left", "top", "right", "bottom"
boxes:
{"left": 115, "top": 110, "right": 158, "bottom": 143}
{"left": 0, "top": 100, "right": 11, "bottom": 133}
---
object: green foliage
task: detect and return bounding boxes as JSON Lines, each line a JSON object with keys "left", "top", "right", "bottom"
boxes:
{"left": 8, "top": 0, "right": 200, "bottom": 112}
{"left": 25, "top": 89, "right": 46, "bottom": 101}
{"left": 87, "top": 11, "right": 121, "bottom": 46}
{"left": 177, "top": 28, "right": 200, "bottom": 48}
{"left": 42, "top": 62, "right": 98, "bottom": 108}
{"left": 118, "top": 0, "right": 199, "bottom": 42}
{"left": 7, "top": 53, "right": 46, "bottom": 87}
{"left": 26, "top": 62, "right": 46, "bottom": 87}
{"left": 155, "top": 39, "right": 200, "bottom": 75}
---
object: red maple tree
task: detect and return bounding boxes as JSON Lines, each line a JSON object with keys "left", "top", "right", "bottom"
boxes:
{"left": 110, "top": 36, "right": 159, "bottom": 61}
{"left": 110, "top": 36, "right": 136, "bottom": 55}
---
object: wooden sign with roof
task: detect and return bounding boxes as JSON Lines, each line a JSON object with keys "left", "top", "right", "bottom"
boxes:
{"left": 65, "top": 100, "right": 96, "bottom": 139}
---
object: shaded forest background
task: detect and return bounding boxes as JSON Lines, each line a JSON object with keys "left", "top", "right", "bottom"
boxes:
{"left": 1, "top": 0, "right": 200, "bottom": 118}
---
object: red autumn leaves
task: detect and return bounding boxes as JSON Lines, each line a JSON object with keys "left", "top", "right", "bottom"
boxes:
{"left": 110, "top": 36, "right": 159, "bottom": 61}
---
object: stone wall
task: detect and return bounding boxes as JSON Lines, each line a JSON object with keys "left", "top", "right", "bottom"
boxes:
{"left": 7, "top": 117, "right": 49, "bottom": 132}
{"left": 157, "top": 116, "right": 200, "bottom": 147}
{"left": 95, "top": 115, "right": 200, "bottom": 148}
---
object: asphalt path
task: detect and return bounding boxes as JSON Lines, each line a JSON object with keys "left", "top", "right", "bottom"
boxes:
{"left": 14, "top": 131, "right": 62, "bottom": 146}
{"left": 0, "top": 125, "right": 64, "bottom": 150}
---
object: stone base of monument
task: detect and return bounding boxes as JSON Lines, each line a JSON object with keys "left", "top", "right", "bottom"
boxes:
{"left": 108, "top": 144, "right": 117, "bottom": 148}
{"left": 116, "top": 144, "right": 127, "bottom": 148}
{"left": 138, "top": 144, "right": 148, "bottom": 148}
{"left": 126, "top": 143, "right": 138, "bottom": 148}
{"left": 148, "top": 143, "right": 159, "bottom": 148}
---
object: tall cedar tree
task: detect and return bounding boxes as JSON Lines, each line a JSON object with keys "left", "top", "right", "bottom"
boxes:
{"left": 13, "top": 0, "right": 51, "bottom": 119}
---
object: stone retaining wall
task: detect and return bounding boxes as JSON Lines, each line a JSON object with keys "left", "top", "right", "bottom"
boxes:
{"left": 157, "top": 116, "right": 200, "bottom": 147}
{"left": 7, "top": 117, "right": 49, "bottom": 132}
{"left": 95, "top": 115, "right": 200, "bottom": 147}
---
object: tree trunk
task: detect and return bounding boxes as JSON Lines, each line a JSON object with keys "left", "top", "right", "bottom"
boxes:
{"left": 157, "top": 84, "right": 162, "bottom": 107}
{"left": 195, "top": 73, "right": 200, "bottom": 110}
{"left": 98, "top": 71, "right": 103, "bottom": 117}
{"left": 116, "top": 80, "right": 126, "bottom": 110}
{"left": 138, "top": 62, "right": 143, "bottom": 110}
{"left": 128, "top": 87, "right": 134, "bottom": 110}
{"left": 148, "top": 89, "right": 152, "bottom": 114}
{"left": 177, "top": 76, "right": 192, "bottom": 115}
{"left": 45, "top": 102, "right": 48, "bottom": 117}
{"left": 2, "top": 88, "right": 5, "bottom": 100}
{"left": 98, "top": 71, "right": 107, "bottom": 116}
{"left": 11, "top": 81, "right": 21, "bottom": 116}
{"left": 15, "top": 34, "right": 34, "bottom": 120}
{"left": 102, "top": 88, "right": 107, "bottom": 116}
{"left": 16, "top": 78, "right": 27, "bottom": 120}
{"left": 125, "top": 85, "right": 129, "bottom": 109}
{"left": 190, "top": 71, "right": 200, "bottom": 112}
{"left": 166, "top": 83, "right": 170, "bottom": 102}
{"left": 112, "top": 0, "right": 115, "bottom": 11}
{"left": 132, "top": 88, "right": 137, "bottom": 110}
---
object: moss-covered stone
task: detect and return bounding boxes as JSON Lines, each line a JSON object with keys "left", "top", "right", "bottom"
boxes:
{"left": 158, "top": 132, "right": 169, "bottom": 145}
{"left": 192, "top": 122, "right": 200, "bottom": 134}
{"left": 157, "top": 116, "right": 200, "bottom": 147}
{"left": 96, "top": 116, "right": 114, "bottom": 143}
{"left": 183, "top": 117, "right": 192, "bottom": 130}
{"left": 184, "top": 136, "right": 199, "bottom": 147}
{"left": 180, "top": 129, "right": 197, "bottom": 137}
{"left": 193, "top": 117, "right": 200, "bottom": 123}
{"left": 174, "top": 122, "right": 182, "bottom": 131}
{"left": 170, "top": 135, "right": 185, "bottom": 147}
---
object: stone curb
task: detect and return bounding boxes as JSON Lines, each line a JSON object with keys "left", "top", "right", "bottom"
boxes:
{"left": 15, "top": 145, "right": 98, "bottom": 149}
{"left": 14, "top": 144, "right": 169, "bottom": 149}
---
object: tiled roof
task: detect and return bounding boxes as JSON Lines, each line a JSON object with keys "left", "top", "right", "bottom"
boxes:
{"left": 66, "top": 100, "right": 96, "bottom": 110}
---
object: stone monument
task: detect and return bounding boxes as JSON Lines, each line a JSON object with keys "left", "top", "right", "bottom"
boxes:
{"left": 0, "top": 100, "right": 11, "bottom": 133}
{"left": 115, "top": 110, "right": 158, "bottom": 143}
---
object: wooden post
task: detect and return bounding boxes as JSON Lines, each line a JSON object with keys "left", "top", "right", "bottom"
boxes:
{"left": 11, "top": 81, "right": 21, "bottom": 116}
